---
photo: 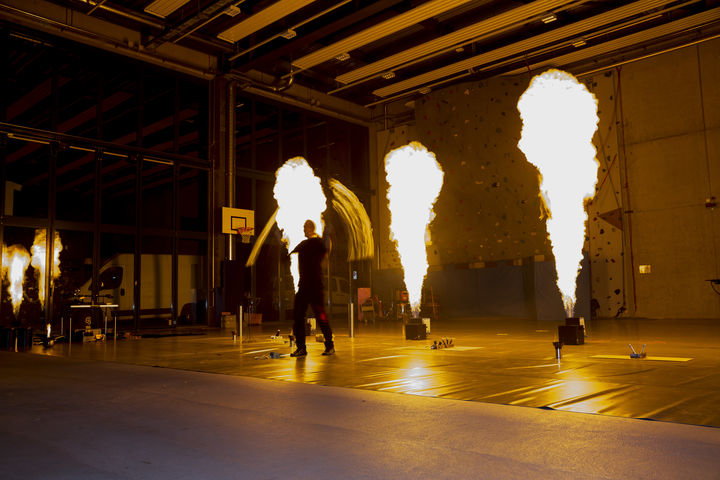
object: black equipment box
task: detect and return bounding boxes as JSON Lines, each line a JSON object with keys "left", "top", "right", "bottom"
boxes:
{"left": 558, "top": 325, "right": 584, "bottom": 345}
{"left": 565, "top": 317, "right": 584, "bottom": 327}
{"left": 405, "top": 322, "right": 427, "bottom": 340}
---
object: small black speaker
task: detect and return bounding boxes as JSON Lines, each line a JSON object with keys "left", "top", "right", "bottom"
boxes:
{"left": 405, "top": 322, "right": 427, "bottom": 340}
{"left": 558, "top": 325, "right": 584, "bottom": 345}
{"left": 221, "top": 260, "right": 244, "bottom": 314}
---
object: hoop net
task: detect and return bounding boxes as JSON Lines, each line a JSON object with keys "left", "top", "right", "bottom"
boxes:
{"left": 235, "top": 227, "right": 254, "bottom": 243}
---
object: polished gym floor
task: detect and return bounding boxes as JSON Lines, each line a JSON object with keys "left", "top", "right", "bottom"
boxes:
{"left": 29, "top": 315, "right": 720, "bottom": 428}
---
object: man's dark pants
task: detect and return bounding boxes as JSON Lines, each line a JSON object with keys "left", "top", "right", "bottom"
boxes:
{"left": 293, "top": 287, "right": 333, "bottom": 349}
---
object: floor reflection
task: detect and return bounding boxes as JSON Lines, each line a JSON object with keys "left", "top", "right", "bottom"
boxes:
{"left": 28, "top": 316, "right": 720, "bottom": 427}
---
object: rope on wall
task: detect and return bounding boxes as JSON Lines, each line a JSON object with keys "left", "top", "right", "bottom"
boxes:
{"left": 695, "top": 44, "right": 720, "bottom": 278}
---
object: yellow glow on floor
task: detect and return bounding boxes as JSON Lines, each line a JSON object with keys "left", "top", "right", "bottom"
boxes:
{"left": 591, "top": 355, "right": 692, "bottom": 362}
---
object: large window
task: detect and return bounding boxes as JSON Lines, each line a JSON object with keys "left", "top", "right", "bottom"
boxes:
{"left": 1, "top": 29, "right": 210, "bottom": 332}
{"left": 56, "top": 149, "right": 95, "bottom": 223}
{"left": 4, "top": 140, "right": 49, "bottom": 219}
{"left": 101, "top": 156, "right": 137, "bottom": 226}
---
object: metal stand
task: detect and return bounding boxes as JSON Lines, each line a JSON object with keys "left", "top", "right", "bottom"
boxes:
{"left": 235, "top": 305, "right": 243, "bottom": 342}
{"left": 348, "top": 302, "right": 354, "bottom": 338}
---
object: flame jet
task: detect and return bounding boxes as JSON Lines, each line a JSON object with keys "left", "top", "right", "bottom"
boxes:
{"left": 30, "top": 229, "right": 63, "bottom": 305}
{"left": 245, "top": 209, "right": 277, "bottom": 268}
{"left": 247, "top": 179, "right": 373, "bottom": 268}
{"left": 273, "top": 157, "right": 327, "bottom": 291}
{"left": 385, "top": 142, "right": 444, "bottom": 317}
{"left": 2, "top": 244, "right": 32, "bottom": 315}
{"left": 517, "top": 69, "right": 599, "bottom": 316}
{"left": 328, "top": 178, "right": 374, "bottom": 262}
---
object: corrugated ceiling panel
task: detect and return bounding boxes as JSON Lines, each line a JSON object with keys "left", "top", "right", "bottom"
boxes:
{"left": 503, "top": 7, "right": 720, "bottom": 75}
{"left": 218, "top": 0, "right": 319, "bottom": 43}
{"left": 336, "top": 0, "right": 578, "bottom": 85}
{"left": 292, "top": 0, "right": 476, "bottom": 71}
{"left": 374, "top": 0, "right": 686, "bottom": 97}
{"left": 144, "top": 0, "right": 193, "bottom": 18}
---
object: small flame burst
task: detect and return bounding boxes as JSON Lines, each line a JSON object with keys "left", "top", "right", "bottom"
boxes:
{"left": 385, "top": 142, "right": 444, "bottom": 316}
{"left": 245, "top": 208, "right": 277, "bottom": 268}
{"left": 517, "top": 69, "right": 599, "bottom": 317}
{"left": 329, "top": 178, "right": 374, "bottom": 262}
{"left": 1, "top": 244, "right": 31, "bottom": 315}
{"left": 273, "top": 157, "right": 327, "bottom": 291}
{"left": 30, "top": 229, "right": 63, "bottom": 305}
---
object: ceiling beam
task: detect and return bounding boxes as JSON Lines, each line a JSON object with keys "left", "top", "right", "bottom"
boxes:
{"left": 231, "top": 0, "right": 405, "bottom": 73}
{"left": 144, "top": 0, "right": 238, "bottom": 49}
{"left": 0, "top": 0, "right": 218, "bottom": 79}
{"left": 291, "top": 0, "right": 477, "bottom": 72}
{"left": 335, "top": 0, "right": 581, "bottom": 87}
{"left": 7, "top": 90, "right": 134, "bottom": 164}
{"left": 58, "top": 132, "right": 200, "bottom": 192}
{"left": 373, "top": 0, "right": 690, "bottom": 98}
{"left": 217, "top": 0, "right": 319, "bottom": 44}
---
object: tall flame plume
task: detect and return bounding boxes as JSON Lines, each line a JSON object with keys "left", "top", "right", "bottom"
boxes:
{"left": 273, "top": 157, "right": 327, "bottom": 291}
{"left": 517, "top": 69, "right": 599, "bottom": 316}
{"left": 1, "top": 245, "right": 31, "bottom": 315}
{"left": 385, "top": 142, "right": 444, "bottom": 316}
{"left": 30, "top": 229, "right": 63, "bottom": 305}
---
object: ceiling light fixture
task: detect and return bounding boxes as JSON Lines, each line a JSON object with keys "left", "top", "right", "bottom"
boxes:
{"left": 225, "top": 5, "right": 242, "bottom": 17}
{"left": 382, "top": 71, "right": 396, "bottom": 80}
{"left": 280, "top": 30, "right": 297, "bottom": 40}
{"left": 144, "top": 0, "right": 193, "bottom": 18}
{"left": 572, "top": 38, "right": 587, "bottom": 47}
{"left": 335, "top": 52, "right": 350, "bottom": 61}
{"left": 218, "top": 0, "right": 318, "bottom": 43}
{"left": 541, "top": 13, "right": 558, "bottom": 23}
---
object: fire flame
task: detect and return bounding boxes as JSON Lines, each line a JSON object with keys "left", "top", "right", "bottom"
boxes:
{"left": 30, "top": 229, "right": 63, "bottom": 305}
{"left": 245, "top": 208, "right": 278, "bottom": 268}
{"left": 385, "top": 142, "right": 444, "bottom": 316}
{"left": 273, "top": 157, "right": 327, "bottom": 291}
{"left": 517, "top": 69, "right": 599, "bottom": 317}
{"left": 328, "top": 178, "right": 374, "bottom": 262}
{"left": 1, "top": 244, "right": 31, "bottom": 315}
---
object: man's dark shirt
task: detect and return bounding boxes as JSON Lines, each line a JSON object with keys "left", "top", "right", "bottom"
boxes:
{"left": 291, "top": 237, "right": 326, "bottom": 291}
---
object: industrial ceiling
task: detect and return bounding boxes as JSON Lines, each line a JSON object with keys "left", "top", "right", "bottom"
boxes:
{"left": 2, "top": 0, "right": 720, "bottom": 110}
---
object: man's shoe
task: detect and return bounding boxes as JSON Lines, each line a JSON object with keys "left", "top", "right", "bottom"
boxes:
{"left": 290, "top": 347, "right": 307, "bottom": 357}
{"left": 321, "top": 346, "right": 335, "bottom": 356}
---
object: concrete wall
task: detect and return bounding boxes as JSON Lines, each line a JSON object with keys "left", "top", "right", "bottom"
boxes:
{"left": 616, "top": 39, "right": 720, "bottom": 318}
{"left": 374, "top": 40, "right": 720, "bottom": 320}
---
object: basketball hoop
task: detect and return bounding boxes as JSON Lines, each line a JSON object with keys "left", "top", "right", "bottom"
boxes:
{"left": 235, "top": 226, "right": 254, "bottom": 244}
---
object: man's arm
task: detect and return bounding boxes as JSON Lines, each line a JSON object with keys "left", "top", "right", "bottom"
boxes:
{"left": 290, "top": 239, "right": 303, "bottom": 255}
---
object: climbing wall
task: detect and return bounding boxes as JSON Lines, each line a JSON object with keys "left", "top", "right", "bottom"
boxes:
{"left": 412, "top": 78, "right": 552, "bottom": 266}
{"left": 583, "top": 72, "right": 626, "bottom": 319}
{"left": 376, "top": 75, "right": 623, "bottom": 318}
{"left": 376, "top": 41, "right": 720, "bottom": 319}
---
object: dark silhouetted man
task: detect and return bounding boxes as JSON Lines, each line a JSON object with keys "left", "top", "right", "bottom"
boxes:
{"left": 289, "top": 219, "right": 334, "bottom": 357}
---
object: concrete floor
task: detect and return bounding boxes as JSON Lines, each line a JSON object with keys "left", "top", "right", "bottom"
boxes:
{"left": 2, "top": 316, "right": 720, "bottom": 478}
{"left": 31, "top": 316, "right": 720, "bottom": 426}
